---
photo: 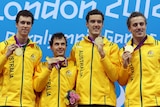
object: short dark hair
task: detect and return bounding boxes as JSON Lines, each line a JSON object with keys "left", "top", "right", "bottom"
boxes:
{"left": 49, "top": 32, "right": 67, "bottom": 47}
{"left": 127, "top": 11, "right": 147, "bottom": 28}
{"left": 16, "top": 10, "right": 34, "bottom": 24}
{"left": 86, "top": 9, "right": 104, "bottom": 22}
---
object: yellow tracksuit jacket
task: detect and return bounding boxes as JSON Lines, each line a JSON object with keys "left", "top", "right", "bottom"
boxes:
{"left": 34, "top": 59, "right": 77, "bottom": 107}
{"left": 118, "top": 35, "right": 160, "bottom": 107}
{"left": 69, "top": 36, "right": 119, "bottom": 106}
{"left": 0, "top": 35, "right": 42, "bottom": 107}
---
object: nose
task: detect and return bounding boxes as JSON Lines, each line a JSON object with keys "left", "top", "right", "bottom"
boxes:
{"left": 95, "top": 21, "right": 99, "bottom": 25}
{"left": 137, "top": 24, "right": 141, "bottom": 28}
{"left": 24, "top": 23, "right": 28, "bottom": 27}
{"left": 58, "top": 44, "right": 63, "bottom": 48}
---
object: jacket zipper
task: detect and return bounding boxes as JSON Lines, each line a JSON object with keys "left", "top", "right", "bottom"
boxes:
{"left": 90, "top": 43, "right": 94, "bottom": 104}
{"left": 139, "top": 49, "right": 143, "bottom": 107}
{"left": 20, "top": 47, "right": 25, "bottom": 107}
{"left": 58, "top": 69, "right": 60, "bottom": 107}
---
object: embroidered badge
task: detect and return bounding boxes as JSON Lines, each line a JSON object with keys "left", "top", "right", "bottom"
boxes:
{"left": 66, "top": 70, "right": 72, "bottom": 77}
{"left": 147, "top": 50, "right": 154, "bottom": 57}
{"left": 30, "top": 54, "right": 36, "bottom": 61}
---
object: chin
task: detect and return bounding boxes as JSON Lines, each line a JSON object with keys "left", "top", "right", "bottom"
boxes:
{"left": 21, "top": 34, "right": 28, "bottom": 36}
{"left": 93, "top": 32, "right": 100, "bottom": 35}
{"left": 22, "top": 32, "right": 29, "bottom": 35}
{"left": 138, "top": 34, "right": 145, "bottom": 38}
{"left": 58, "top": 54, "right": 64, "bottom": 56}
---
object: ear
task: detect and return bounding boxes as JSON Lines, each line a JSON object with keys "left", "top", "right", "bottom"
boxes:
{"left": 50, "top": 46, "right": 52, "bottom": 50}
{"left": 128, "top": 27, "right": 131, "bottom": 32}
{"left": 86, "top": 22, "right": 89, "bottom": 28}
{"left": 16, "top": 23, "right": 18, "bottom": 28}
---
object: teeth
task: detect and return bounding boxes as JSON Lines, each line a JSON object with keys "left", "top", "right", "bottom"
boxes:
{"left": 94, "top": 28, "right": 99, "bottom": 31}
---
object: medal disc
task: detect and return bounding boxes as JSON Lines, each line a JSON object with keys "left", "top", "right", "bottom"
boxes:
{"left": 15, "top": 48, "right": 23, "bottom": 56}
{"left": 125, "top": 45, "right": 134, "bottom": 53}
{"left": 95, "top": 36, "right": 103, "bottom": 45}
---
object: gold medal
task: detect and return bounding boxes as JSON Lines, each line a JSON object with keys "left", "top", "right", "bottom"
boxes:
{"left": 95, "top": 36, "right": 103, "bottom": 45}
{"left": 125, "top": 45, "right": 134, "bottom": 53}
{"left": 15, "top": 47, "right": 23, "bottom": 56}
{"left": 46, "top": 57, "right": 65, "bottom": 64}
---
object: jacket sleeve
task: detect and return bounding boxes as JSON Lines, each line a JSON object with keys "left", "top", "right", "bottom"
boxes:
{"left": 33, "top": 62, "right": 52, "bottom": 92}
{"left": 117, "top": 49, "right": 130, "bottom": 86}
{"left": 0, "top": 42, "right": 8, "bottom": 73}
{"left": 68, "top": 44, "right": 76, "bottom": 62}
{"left": 101, "top": 43, "right": 120, "bottom": 82}
{"left": 118, "top": 66, "right": 130, "bottom": 86}
{"left": 0, "top": 55, "right": 7, "bottom": 72}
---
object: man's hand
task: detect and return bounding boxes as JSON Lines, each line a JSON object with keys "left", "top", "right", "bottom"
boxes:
{"left": 6, "top": 44, "right": 19, "bottom": 58}
{"left": 95, "top": 36, "right": 105, "bottom": 58}
{"left": 122, "top": 51, "right": 132, "bottom": 69}
{"left": 46, "top": 57, "right": 66, "bottom": 70}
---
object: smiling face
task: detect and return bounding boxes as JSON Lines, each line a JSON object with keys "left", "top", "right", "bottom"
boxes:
{"left": 86, "top": 14, "right": 103, "bottom": 39}
{"left": 128, "top": 16, "right": 146, "bottom": 40}
{"left": 16, "top": 16, "right": 32, "bottom": 37}
{"left": 50, "top": 37, "right": 66, "bottom": 57}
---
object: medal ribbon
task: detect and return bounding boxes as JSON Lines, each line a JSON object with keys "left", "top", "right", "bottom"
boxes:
{"left": 14, "top": 36, "right": 21, "bottom": 47}
{"left": 131, "top": 36, "right": 147, "bottom": 51}
{"left": 56, "top": 57, "right": 67, "bottom": 69}
{"left": 14, "top": 36, "right": 24, "bottom": 56}
{"left": 88, "top": 36, "right": 95, "bottom": 44}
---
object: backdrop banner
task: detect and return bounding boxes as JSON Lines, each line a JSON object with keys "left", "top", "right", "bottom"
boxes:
{"left": 1, "top": 0, "right": 160, "bottom": 107}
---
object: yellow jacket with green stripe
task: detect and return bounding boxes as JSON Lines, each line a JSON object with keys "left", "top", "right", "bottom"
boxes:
{"left": 69, "top": 36, "right": 119, "bottom": 106}
{"left": 0, "top": 35, "right": 42, "bottom": 107}
{"left": 33, "top": 59, "right": 77, "bottom": 107}
{"left": 118, "top": 35, "right": 160, "bottom": 107}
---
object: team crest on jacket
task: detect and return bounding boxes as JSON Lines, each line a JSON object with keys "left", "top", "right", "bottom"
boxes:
{"left": 30, "top": 54, "right": 36, "bottom": 61}
{"left": 66, "top": 70, "right": 72, "bottom": 77}
{"left": 147, "top": 50, "right": 154, "bottom": 57}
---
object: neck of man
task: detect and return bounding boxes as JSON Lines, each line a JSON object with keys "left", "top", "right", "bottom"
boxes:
{"left": 16, "top": 34, "right": 28, "bottom": 45}
{"left": 89, "top": 34, "right": 100, "bottom": 40}
{"left": 133, "top": 36, "right": 147, "bottom": 45}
